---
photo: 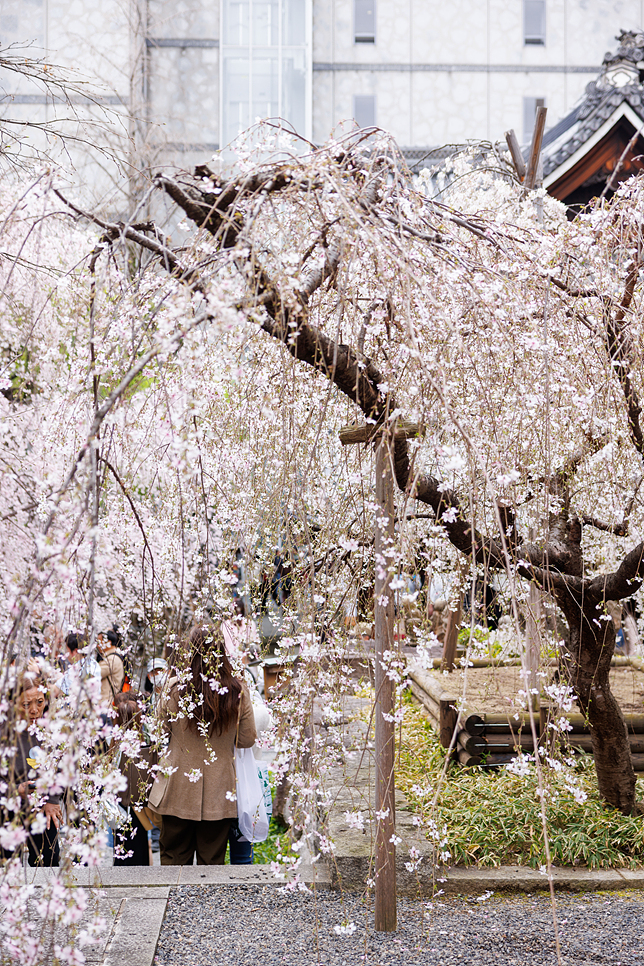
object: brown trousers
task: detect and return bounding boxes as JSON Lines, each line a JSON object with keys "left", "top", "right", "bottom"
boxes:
{"left": 159, "top": 815, "right": 232, "bottom": 866}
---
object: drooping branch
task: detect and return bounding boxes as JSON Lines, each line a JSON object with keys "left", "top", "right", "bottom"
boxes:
{"left": 40, "top": 311, "right": 214, "bottom": 539}
{"left": 98, "top": 457, "right": 156, "bottom": 574}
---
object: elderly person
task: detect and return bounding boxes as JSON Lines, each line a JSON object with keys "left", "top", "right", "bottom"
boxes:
{"left": 2, "top": 674, "right": 61, "bottom": 867}
{"left": 148, "top": 625, "right": 256, "bottom": 865}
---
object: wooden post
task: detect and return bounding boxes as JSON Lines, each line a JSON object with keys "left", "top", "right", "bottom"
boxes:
{"left": 441, "top": 590, "right": 463, "bottom": 672}
{"left": 524, "top": 105, "right": 547, "bottom": 190}
{"left": 374, "top": 436, "right": 397, "bottom": 932}
{"left": 439, "top": 694, "right": 458, "bottom": 752}
{"left": 504, "top": 129, "right": 526, "bottom": 181}
{"left": 524, "top": 583, "right": 541, "bottom": 703}
{"left": 340, "top": 421, "right": 398, "bottom": 932}
{"left": 441, "top": 560, "right": 468, "bottom": 672}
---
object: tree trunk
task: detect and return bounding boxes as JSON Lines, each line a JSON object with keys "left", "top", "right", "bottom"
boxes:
{"left": 560, "top": 597, "right": 637, "bottom": 814}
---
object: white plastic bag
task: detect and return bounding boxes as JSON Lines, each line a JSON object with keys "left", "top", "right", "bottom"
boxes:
{"left": 235, "top": 747, "right": 270, "bottom": 842}
{"left": 99, "top": 795, "right": 128, "bottom": 831}
{"left": 256, "top": 760, "right": 273, "bottom": 821}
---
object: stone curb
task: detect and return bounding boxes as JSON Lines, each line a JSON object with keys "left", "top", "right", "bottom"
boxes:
{"left": 331, "top": 859, "right": 644, "bottom": 896}
{"left": 23, "top": 862, "right": 331, "bottom": 889}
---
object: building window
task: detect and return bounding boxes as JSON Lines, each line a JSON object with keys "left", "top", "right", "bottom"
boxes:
{"left": 353, "top": 94, "right": 375, "bottom": 128}
{"left": 221, "top": 0, "right": 310, "bottom": 146}
{"left": 523, "top": 96, "right": 545, "bottom": 142}
{"left": 354, "top": 0, "right": 375, "bottom": 44}
{"left": 523, "top": 0, "right": 546, "bottom": 46}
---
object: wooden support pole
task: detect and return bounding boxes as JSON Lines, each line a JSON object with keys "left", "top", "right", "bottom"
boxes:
{"left": 374, "top": 437, "right": 397, "bottom": 933}
{"left": 339, "top": 419, "right": 423, "bottom": 446}
{"left": 504, "top": 128, "right": 526, "bottom": 181}
{"left": 524, "top": 106, "right": 547, "bottom": 190}
{"left": 440, "top": 591, "right": 463, "bottom": 672}
{"left": 524, "top": 581, "right": 541, "bottom": 713}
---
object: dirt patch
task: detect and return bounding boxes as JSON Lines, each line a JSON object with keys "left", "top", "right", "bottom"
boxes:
{"left": 428, "top": 664, "right": 644, "bottom": 716}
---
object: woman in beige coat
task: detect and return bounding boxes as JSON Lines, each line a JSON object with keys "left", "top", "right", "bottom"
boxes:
{"left": 148, "top": 625, "right": 257, "bottom": 865}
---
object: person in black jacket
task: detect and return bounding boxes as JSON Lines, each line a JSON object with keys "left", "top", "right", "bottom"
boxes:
{"left": 111, "top": 691, "right": 153, "bottom": 866}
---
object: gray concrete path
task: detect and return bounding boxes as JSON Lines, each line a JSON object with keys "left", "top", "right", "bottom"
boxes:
{"left": 16, "top": 861, "right": 644, "bottom": 964}
{"left": 17, "top": 865, "right": 331, "bottom": 965}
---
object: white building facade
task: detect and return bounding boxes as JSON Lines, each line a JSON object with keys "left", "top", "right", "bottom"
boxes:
{"left": 1, "top": 0, "right": 643, "bottom": 189}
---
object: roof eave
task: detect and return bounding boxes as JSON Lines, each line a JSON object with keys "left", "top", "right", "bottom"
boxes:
{"left": 543, "top": 101, "right": 644, "bottom": 190}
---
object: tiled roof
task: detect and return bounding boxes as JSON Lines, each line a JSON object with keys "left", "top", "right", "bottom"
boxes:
{"left": 543, "top": 30, "right": 644, "bottom": 177}
{"left": 401, "top": 145, "right": 461, "bottom": 174}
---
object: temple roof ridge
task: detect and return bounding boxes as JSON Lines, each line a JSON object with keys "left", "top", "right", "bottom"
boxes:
{"left": 542, "top": 31, "right": 644, "bottom": 181}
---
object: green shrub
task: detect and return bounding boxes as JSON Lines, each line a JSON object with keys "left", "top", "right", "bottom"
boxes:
{"left": 399, "top": 697, "right": 644, "bottom": 869}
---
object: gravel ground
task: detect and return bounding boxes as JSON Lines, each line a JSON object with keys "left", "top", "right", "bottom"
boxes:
{"left": 154, "top": 885, "right": 644, "bottom": 965}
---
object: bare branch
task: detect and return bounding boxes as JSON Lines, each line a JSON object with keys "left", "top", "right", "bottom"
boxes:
{"left": 54, "top": 190, "right": 205, "bottom": 292}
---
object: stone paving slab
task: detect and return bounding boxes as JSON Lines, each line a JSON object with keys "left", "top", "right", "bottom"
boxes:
{"left": 332, "top": 856, "right": 644, "bottom": 895}
{"left": 21, "top": 888, "right": 122, "bottom": 964}
{"left": 103, "top": 896, "right": 167, "bottom": 966}
{"left": 25, "top": 862, "right": 644, "bottom": 895}
{"left": 26, "top": 862, "right": 330, "bottom": 889}
{"left": 26, "top": 866, "right": 182, "bottom": 887}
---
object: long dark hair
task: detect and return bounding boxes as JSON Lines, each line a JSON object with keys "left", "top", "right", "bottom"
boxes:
{"left": 113, "top": 690, "right": 144, "bottom": 730}
{"left": 183, "top": 626, "right": 242, "bottom": 735}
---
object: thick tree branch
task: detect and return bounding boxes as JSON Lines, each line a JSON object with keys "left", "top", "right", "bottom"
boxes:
{"left": 605, "top": 261, "right": 644, "bottom": 459}
{"left": 587, "top": 541, "right": 644, "bottom": 602}
{"left": 146, "top": 160, "right": 644, "bottom": 610}
{"left": 582, "top": 514, "right": 629, "bottom": 537}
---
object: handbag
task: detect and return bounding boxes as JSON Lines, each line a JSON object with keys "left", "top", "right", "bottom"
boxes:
{"left": 235, "top": 747, "right": 270, "bottom": 842}
{"left": 132, "top": 805, "right": 163, "bottom": 832}
{"left": 99, "top": 748, "right": 128, "bottom": 830}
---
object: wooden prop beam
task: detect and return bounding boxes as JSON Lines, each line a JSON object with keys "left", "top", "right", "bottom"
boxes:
{"left": 374, "top": 438, "right": 397, "bottom": 932}
{"left": 524, "top": 106, "right": 548, "bottom": 190}
{"left": 339, "top": 419, "right": 422, "bottom": 446}
{"left": 504, "top": 129, "right": 526, "bottom": 181}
